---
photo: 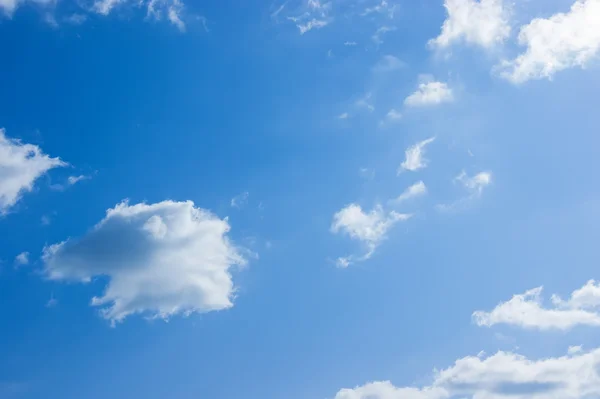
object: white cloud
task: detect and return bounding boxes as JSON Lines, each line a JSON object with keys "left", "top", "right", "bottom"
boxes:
{"left": 0, "top": 0, "right": 51, "bottom": 17}
{"left": 390, "top": 181, "right": 427, "bottom": 204}
{"left": 384, "top": 108, "right": 402, "bottom": 122}
{"left": 14, "top": 252, "right": 29, "bottom": 266}
{"left": 288, "top": 0, "right": 331, "bottom": 34}
{"left": 344, "top": 41, "right": 357, "bottom": 46}
{"left": 67, "top": 175, "right": 90, "bottom": 185}
{"left": 568, "top": 345, "right": 583, "bottom": 355}
{"left": 362, "top": 0, "right": 396, "bottom": 19}
{"left": 167, "top": 0, "right": 185, "bottom": 32}
{"left": 372, "top": 26, "right": 396, "bottom": 44}
{"left": 338, "top": 112, "right": 350, "bottom": 119}
{"left": 473, "top": 280, "right": 600, "bottom": 330}
{"left": 372, "top": 55, "right": 405, "bottom": 73}
{"left": 42, "top": 200, "right": 247, "bottom": 325}
{"left": 0, "top": 128, "right": 66, "bottom": 215}
{"left": 437, "top": 170, "right": 492, "bottom": 211}
{"left": 429, "top": 0, "right": 511, "bottom": 49}
{"left": 404, "top": 81, "right": 453, "bottom": 107}
{"left": 356, "top": 93, "right": 375, "bottom": 112}
{"left": 359, "top": 167, "right": 375, "bottom": 180}
{"left": 398, "top": 137, "right": 435, "bottom": 173}
{"left": 334, "top": 347, "right": 600, "bottom": 399}
{"left": 498, "top": 0, "right": 600, "bottom": 84}
{"left": 331, "top": 204, "right": 410, "bottom": 267}
{"left": 230, "top": 191, "right": 249, "bottom": 209}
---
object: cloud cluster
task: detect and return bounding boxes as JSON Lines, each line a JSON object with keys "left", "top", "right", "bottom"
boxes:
{"left": 42, "top": 200, "right": 246, "bottom": 324}
{"left": 498, "top": 0, "right": 600, "bottom": 83}
{"left": 429, "top": 0, "right": 511, "bottom": 49}
{"left": 331, "top": 204, "right": 410, "bottom": 267}
{"left": 0, "top": 128, "right": 66, "bottom": 215}
{"left": 335, "top": 346, "right": 600, "bottom": 399}
{"left": 473, "top": 280, "right": 600, "bottom": 330}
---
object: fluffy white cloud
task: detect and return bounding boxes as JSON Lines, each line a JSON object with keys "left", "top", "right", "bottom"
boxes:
{"left": 404, "top": 81, "right": 453, "bottom": 107}
{"left": 42, "top": 200, "right": 247, "bottom": 325}
{"left": 498, "top": 0, "right": 600, "bottom": 83}
{"left": 390, "top": 181, "right": 427, "bottom": 204}
{"left": 429, "top": 0, "right": 511, "bottom": 49}
{"left": 14, "top": 251, "right": 29, "bottom": 266}
{"left": 334, "top": 347, "right": 600, "bottom": 399}
{"left": 331, "top": 204, "right": 410, "bottom": 267}
{"left": 473, "top": 280, "right": 600, "bottom": 330}
{"left": 0, "top": 128, "right": 66, "bottom": 214}
{"left": 398, "top": 137, "right": 435, "bottom": 173}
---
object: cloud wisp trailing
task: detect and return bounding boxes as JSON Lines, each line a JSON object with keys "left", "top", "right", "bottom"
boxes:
{"left": 398, "top": 137, "right": 436, "bottom": 173}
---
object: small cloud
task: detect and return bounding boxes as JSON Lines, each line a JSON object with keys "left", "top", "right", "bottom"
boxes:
{"left": 372, "top": 25, "right": 395, "bottom": 45}
{"left": 359, "top": 167, "right": 375, "bottom": 180}
{"left": 68, "top": 175, "right": 90, "bottom": 185}
{"left": 296, "top": 18, "right": 328, "bottom": 34}
{"left": 64, "top": 13, "right": 87, "bottom": 25}
{"left": 344, "top": 41, "right": 357, "bottom": 46}
{"left": 167, "top": 0, "right": 186, "bottom": 32}
{"left": 398, "top": 137, "right": 435, "bottom": 173}
{"left": 231, "top": 191, "right": 249, "bottom": 209}
{"left": 568, "top": 345, "right": 583, "bottom": 355}
{"left": 14, "top": 252, "right": 29, "bottom": 267}
{"left": 331, "top": 204, "right": 410, "bottom": 267}
{"left": 404, "top": 81, "right": 453, "bottom": 107}
{"left": 355, "top": 93, "right": 375, "bottom": 112}
{"left": 389, "top": 181, "right": 427, "bottom": 204}
{"left": 270, "top": 2, "right": 287, "bottom": 20}
{"left": 372, "top": 55, "right": 405, "bottom": 73}
{"left": 362, "top": 0, "right": 396, "bottom": 19}
{"left": 338, "top": 112, "right": 349, "bottom": 119}
{"left": 437, "top": 170, "right": 492, "bottom": 211}
{"left": 46, "top": 293, "right": 58, "bottom": 308}
{"left": 41, "top": 215, "right": 52, "bottom": 226}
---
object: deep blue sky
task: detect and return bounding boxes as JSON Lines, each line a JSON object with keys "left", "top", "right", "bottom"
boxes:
{"left": 1, "top": 0, "right": 600, "bottom": 398}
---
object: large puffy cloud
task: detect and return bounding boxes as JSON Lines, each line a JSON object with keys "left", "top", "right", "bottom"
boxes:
{"left": 42, "top": 200, "right": 247, "bottom": 325}
{"left": 473, "top": 280, "right": 600, "bottom": 330}
{"left": 331, "top": 204, "right": 410, "bottom": 267}
{"left": 498, "top": 0, "right": 600, "bottom": 83}
{"left": 429, "top": 0, "right": 511, "bottom": 49}
{"left": 0, "top": 128, "right": 66, "bottom": 214}
{"left": 334, "top": 347, "right": 600, "bottom": 399}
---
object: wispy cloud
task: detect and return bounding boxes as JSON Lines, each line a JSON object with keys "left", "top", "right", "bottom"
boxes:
{"left": 14, "top": 252, "right": 29, "bottom": 267}
{"left": 361, "top": 0, "right": 396, "bottom": 19}
{"left": 371, "top": 25, "right": 395, "bottom": 44}
{"left": 372, "top": 55, "right": 405, "bottom": 73}
{"left": 389, "top": 181, "right": 427, "bottom": 205}
{"left": 398, "top": 137, "right": 435, "bottom": 173}
{"left": 331, "top": 204, "right": 410, "bottom": 267}
{"left": 437, "top": 170, "right": 492, "bottom": 211}
{"left": 231, "top": 191, "right": 249, "bottom": 209}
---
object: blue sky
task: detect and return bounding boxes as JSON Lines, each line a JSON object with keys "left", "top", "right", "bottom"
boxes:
{"left": 1, "top": 0, "right": 600, "bottom": 398}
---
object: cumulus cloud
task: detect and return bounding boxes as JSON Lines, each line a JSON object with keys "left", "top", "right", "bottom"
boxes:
{"left": 498, "top": 0, "right": 600, "bottom": 84}
{"left": 404, "top": 81, "right": 453, "bottom": 107}
{"left": 42, "top": 200, "right": 247, "bottom": 325}
{"left": 14, "top": 252, "right": 29, "bottom": 266}
{"left": 0, "top": 128, "right": 66, "bottom": 215}
{"left": 334, "top": 346, "right": 600, "bottom": 399}
{"left": 398, "top": 137, "right": 435, "bottom": 173}
{"left": 473, "top": 280, "right": 600, "bottom": 330}
{"left": 429, "top": 0, "right": 511, "bottom": 49}
{"left": 390, "top": 181, "right": 427, "bottom": 204}
{"left": 331, "top": 204, "right": 410, "bottom": 267}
